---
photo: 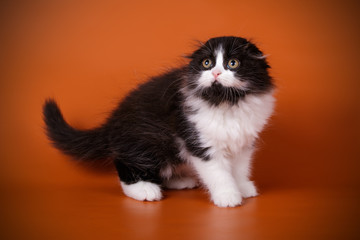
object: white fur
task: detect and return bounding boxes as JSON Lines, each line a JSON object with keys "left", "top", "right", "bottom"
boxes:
{"left": 161, "top": 161, "right": 199, "bottom": 189}
{"left": 186, "top": 93, "right": 275, "bottom": 157}
{"left": 181, "top": 92, "right": 275, "bottom": 207}
{"left": 160, "top": 164, "right": 173, "bottom": 179}
{"left": 232, "top": 146, "right": 258, "bottom": 198}
{"left": 238, "top": 180, "right": 258, "bottom": 198}
{"left": 120, "top": 181, "right": 162, "bottom": 201}
{"left": 163, "top": 177, "right": 198, "bottom": 189}
{"left": 190, "top": 155, "right": 242, "bottom": 207}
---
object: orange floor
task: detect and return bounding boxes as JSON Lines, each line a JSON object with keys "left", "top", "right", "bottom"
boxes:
{"left": 1, "top": 1, "right": 360, "bottom": 239}
{"left": 1, "top": 176, "right": 359, "bottom": 240}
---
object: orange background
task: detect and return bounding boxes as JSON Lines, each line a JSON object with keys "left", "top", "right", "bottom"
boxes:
{"left": 1, "top": 0, "right": 359, "bottom": 239}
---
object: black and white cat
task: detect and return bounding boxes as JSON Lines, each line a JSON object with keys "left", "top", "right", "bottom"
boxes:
{"left": 43, "top": 36, "right": 275, "bottom": 207}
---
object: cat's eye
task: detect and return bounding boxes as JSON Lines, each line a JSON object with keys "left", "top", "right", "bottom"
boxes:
{"left": 227, "top": 59, "right": 240, "bottom": 69}
{"left": 202, "top": 59, "right": 212, "bottom": 69}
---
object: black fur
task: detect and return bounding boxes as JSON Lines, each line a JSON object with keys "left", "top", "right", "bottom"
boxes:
{"left": 43, "top": 36, "right": 273, "bottom": 185}
{"left": 43, "top": 99, "right": 110, "bottom": 160}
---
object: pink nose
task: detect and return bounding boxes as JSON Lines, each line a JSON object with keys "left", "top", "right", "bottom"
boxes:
{"left": 212, "top": 69, "right": 222, "bottom": 79}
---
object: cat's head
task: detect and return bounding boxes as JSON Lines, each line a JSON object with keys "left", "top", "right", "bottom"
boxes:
{"left": 185, "top": 36, "right": 274, "bottom": 105}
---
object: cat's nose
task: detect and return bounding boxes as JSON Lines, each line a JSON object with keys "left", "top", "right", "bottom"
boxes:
{"left": 212, "top": 69, "right": 222, "bottom": 79}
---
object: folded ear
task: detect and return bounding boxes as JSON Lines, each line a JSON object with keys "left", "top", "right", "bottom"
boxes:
{"left": 182, "top": 53, "right": 193, "bottom": 59}
{"left": 185, "top": 40, "right": 213, "bottom": 59}
{"left": 245, "top": 42, "right": 262, "bottom": 56}
{"left": 245, "top": 42, "right": 269, "bottom": 67}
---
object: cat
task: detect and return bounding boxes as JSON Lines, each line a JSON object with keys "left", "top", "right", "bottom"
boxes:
{"left": 43, "top": 36, "right": 275, "bottom": 207}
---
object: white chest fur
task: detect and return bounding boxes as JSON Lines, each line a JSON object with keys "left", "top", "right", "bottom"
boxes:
{"left": 186, "top": 93, "right": 275, "bottom": 158}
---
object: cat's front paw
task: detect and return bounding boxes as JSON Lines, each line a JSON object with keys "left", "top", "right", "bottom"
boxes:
{"left": 211, "top": 190, "right": 242, "bottom": 207}
{"left": 121, "top": 181, "right": 162, "bottom": 201}
{"left": 238, "top": 181, "right": 258, "bottom": 198}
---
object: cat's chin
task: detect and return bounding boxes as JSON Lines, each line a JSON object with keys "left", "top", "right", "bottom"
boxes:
{"left": 196, "top": 85, "right": 247, "bottom": 106}
{"left": 209, "top": 82, "right": 224, "bottom": 94}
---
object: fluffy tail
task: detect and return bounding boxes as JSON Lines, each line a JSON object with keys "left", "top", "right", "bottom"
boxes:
{"left": 43, "top": 99, "right": 110, "bottom": 160}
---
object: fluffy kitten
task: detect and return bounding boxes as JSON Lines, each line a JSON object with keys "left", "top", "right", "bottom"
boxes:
{"left": 43, "top": 36, "right": 275, "bottom": 207}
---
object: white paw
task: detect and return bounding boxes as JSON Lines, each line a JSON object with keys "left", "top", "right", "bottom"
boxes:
{"left": 164, "top": 177, "right": 199, "bottom": 189}
{"left": 238, "top": 181, "right": 258, "bottom": 198}
{"left": 120, "top": 181, "right": 162, "bottom": 201}
{"left": 211, "top": 190, "right": 242, "bottom": 208}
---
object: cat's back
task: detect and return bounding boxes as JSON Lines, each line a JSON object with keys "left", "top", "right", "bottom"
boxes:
{"left": 108, "top": 67, "right": 185, "bottom": 125}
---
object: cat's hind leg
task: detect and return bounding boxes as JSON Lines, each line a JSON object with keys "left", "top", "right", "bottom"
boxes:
{"left": 120, "top": 181, "right": 162, "bottom": 201}
{"left": 163, "top": 176, "right": 198, "bottom": 190}
{"left": 115, "top": 160, "right": 162, "bottom": 201}
{"left": 162, "top": 164, "right": 199, "bottom": 189}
